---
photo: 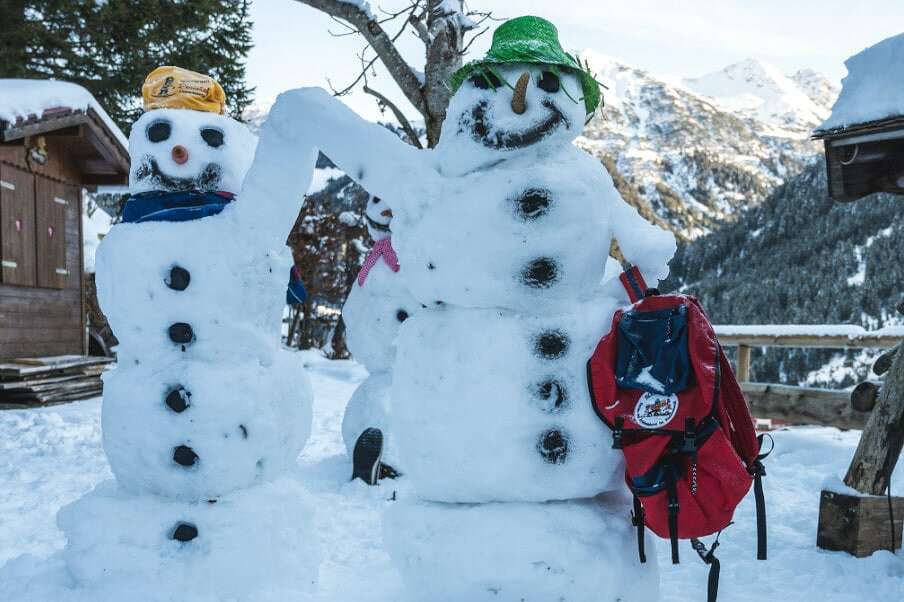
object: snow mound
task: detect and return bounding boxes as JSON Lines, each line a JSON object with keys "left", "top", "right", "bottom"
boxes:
{"left": 818, "top": 32, "right": 904, "bottom": 132}
{"left": 0, "top": 79, "right": 127, "bottom": 147}
{"left": 57, "top": 478, "right": 319, "bottom": 601}
{"left": 383, "top": 494, "right": 659, "bottom": 602}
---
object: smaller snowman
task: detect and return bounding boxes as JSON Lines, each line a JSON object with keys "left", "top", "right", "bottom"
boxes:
{"left": 342, "top": 193, "right": 418, "bottom": 484}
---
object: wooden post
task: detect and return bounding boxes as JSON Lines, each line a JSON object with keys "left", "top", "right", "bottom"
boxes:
{"left": 818, "top": 304, "right": 904, "bottom": 557}
{"left": 736, "top": 345, "right": 751, "bottom": 382}
{"left": 844, "top": 344, "right": 904, "bottom": 495}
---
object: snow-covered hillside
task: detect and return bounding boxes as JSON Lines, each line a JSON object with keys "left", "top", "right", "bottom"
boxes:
{"left": 578, "top": 53, "right": 837, "bottom": 238}
{"left": 684, "top": 59, "right": 831, "bottom": 134}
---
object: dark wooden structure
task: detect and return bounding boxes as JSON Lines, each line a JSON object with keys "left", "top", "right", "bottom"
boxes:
{"left": 1, "top": 102, "right": 129, "bottom": 360}
{"left": 814, "top": 117, "right": 904, "bottom": 202}
{"left": 813, "top": 102, "right": 904, "bottom": 556}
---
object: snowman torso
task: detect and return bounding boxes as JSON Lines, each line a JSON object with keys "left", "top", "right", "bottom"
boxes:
{"left": 388, "top": 63, "right": 636, "bottom": 502}
{"left": 343, "top": 252, "right": 419, "bottom": 372}
{"left": 97, "top": 107, "right": 312, "bottom": 501}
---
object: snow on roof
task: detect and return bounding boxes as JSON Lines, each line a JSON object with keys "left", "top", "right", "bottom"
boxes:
{"left": 0, "top": 79, "right": 127, "bottom": 148}
{"left": 817, "top": 32, "right": 904, "bottom": 133}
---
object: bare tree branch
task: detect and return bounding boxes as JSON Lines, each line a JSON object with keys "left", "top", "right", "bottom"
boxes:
{"left": 461, "top": 26, "right": 489, "bottom": 53}
{"left": 294, "top": 0, "right": 426, "bottom": 114}
{"left": 363, "top": 84, "right": 424, "bottom": 149}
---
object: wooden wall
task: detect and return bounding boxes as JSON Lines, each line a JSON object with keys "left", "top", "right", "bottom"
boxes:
{"left": 0, "top": 139, "right": 85, "bottom": 360}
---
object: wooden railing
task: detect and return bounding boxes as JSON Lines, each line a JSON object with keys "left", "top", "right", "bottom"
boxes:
{"left": 715, "top": 325, "right": 904, "bottom": 429}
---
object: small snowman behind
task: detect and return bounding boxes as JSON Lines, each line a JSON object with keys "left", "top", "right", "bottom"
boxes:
{"left": 342, "top": 193, "right": 418, "bottom": 484}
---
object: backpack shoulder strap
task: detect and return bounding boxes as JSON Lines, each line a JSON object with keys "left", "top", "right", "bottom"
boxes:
{"left": 619, "top": 265, "right": 649, "bottom": 303}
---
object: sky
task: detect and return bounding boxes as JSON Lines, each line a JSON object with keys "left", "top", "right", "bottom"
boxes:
{"left": 246, "top": 0, "right": 904, "bottom": 120}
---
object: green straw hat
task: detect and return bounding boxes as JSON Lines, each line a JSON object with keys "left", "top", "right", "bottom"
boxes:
{"left": 449, "top": 16, "right": 602, "bottom": 115}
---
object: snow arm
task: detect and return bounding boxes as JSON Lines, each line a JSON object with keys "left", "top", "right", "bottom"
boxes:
{"left": 609, "top": 192, "right": 677, "bottom": 284}
{"left": 273, "top": 87, "right": 430, "bottom": 203}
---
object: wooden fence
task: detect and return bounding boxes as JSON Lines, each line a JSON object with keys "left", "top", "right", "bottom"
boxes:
{"left": 715, "top": 325, "right": 904, "bottom": 429}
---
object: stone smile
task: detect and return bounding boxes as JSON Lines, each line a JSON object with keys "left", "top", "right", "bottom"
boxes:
{"left": 135, "top": 155, "right": 223, "bottom": 192}
{"left": 467, "top": 99, "right": 569, "bottom": 150}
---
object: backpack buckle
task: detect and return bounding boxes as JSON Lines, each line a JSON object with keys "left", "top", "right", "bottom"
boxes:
{"left": 612, "top": 416, "right": 625, "bottom": 450}
{"left": 679, "top": 417, "right": 697, "bottom": 455}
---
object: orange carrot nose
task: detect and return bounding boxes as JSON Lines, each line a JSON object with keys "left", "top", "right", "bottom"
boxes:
{"left": 172, "top": 145, "right": 189, "bottom": 165}
{"left": 381, "top": 209, "right": 393, "bottom": 218}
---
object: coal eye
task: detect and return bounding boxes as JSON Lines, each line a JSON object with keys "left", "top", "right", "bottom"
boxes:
{"left": 146, "top": 121, "right": 171, "bottom": 143}
{"left": 200, "top": 128, "right": 224, "bottom": 148}
{"left": 538, "top": 71, "right": 560, "bottom": 93}
{"left": 371, "top": 196, "right": 381, "bottom": 204}
{"left": 470, "top": 71, "right": 502, "bottom": 90}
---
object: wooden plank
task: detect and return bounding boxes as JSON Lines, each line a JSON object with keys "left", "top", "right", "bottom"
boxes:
{"left": 817, "top": 490, "right": 904, "bottom": 557}
{"left": 0, "top": 327, "right": 83, "bottom": 344}
{"left": 0, "top": 355, "right": 111, "bottom": 377}
{"left": 844, "top": 344, "right": 904, "bottom": 495}
{"left": 0, "top": 163, "right": 36, "bottom": 286}
{"left": 742, "top": 382, "right": 865, "bottom": 429}
{"left": 34, "top": 176, "right": 69, "bottom": 289}
{"left": 718, "top": 332, "right": 902, "bottom": 349}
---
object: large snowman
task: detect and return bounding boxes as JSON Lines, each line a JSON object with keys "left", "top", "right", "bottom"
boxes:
{"left": 264, "top": 15, "right": 675, "bottom": 601}
{"left": 341, "top": 193, "right": 418, "bottom": 483}
{"left": 56, "top": 67, "right": 320, "bottom": 601}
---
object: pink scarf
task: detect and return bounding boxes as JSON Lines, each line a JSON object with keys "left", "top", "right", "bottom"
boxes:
{"left": 357, "top": 237, "right": 400, "bottom": 286}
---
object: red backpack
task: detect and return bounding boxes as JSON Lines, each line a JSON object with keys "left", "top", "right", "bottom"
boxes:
{"left": 588, "top": 267, "right": 770, "bottom": 601}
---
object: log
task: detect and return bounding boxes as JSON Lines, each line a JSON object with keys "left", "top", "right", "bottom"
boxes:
{"left": 874, "top": 344, "right": 899, "bottom": 376}
{"left": 817, "top": 490, "right": 904, "bottom": 557}
{"left": 742, "top": 382, "right": 865, "bottom": 429}
{"left": 851, "top": 381, "right": 880, "bottom": 412}
{"left": 844, "top": 339, "right": 904, "bottom": 495}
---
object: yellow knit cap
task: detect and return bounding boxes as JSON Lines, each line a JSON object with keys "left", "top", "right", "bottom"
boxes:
{"left": 142, "top": 66, "right": 226, "bottom": 114}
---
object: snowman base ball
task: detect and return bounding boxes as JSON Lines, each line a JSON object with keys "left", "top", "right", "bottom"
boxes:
{"left": 383, "top": 494, "right": 659, "bottom": 602}
{"left": 57, "top": 479, "right": 319, "bottom": 600}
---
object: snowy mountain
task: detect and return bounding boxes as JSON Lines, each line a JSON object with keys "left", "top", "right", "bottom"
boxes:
{"left": 577, "top": 53, "right": 836, "bottom": 239}
{"left": 683, "top": 58, "right": 831, "bottom": 133}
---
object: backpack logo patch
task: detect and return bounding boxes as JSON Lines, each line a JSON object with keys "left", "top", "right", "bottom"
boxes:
{"left": 633, "top": 392, "right": 679, "bottom": 428}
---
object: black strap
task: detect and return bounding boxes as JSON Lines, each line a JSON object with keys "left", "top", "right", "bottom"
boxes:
{"left": 631, "top": 494, "right": 646, "bottom": 563}
{"left": 753, "top": 464, "right": 767, "bottom": 560}
{"left": 751, "top": 433, "right": 773, "bottom": 561}
{"left": 666, "top": 463, "right": 680, "bottom": 564}
{"left": 887, "top": 471, "right": 897, "bottom": 553}
{"left": 612, "top": 416, "right": 624, "bottom": 450}
{"left": 691, "top": 536, "right": 722, "bottom": 602}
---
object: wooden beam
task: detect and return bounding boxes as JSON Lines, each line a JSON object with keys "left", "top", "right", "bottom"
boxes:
{"left": 717, "top": 331, "right": 902, "bottom": 350}
{"left": 844, "top": 344, "right": 904, "bottom": 495}
{"left": 737, "top": 344, "right": 751, "bottom": 382}
{"left": 742, "top": 382, "right": 866, "bottom": 430}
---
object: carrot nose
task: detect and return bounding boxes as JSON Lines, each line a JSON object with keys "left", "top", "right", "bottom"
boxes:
{"left": 381, "top": 209, "right": 393, "bottom": 218}
{"left": 172, "top": 145, "right": 189, "bottom": 165}
{"left": 511, "top": 72, "right": 530, "bottom": 114}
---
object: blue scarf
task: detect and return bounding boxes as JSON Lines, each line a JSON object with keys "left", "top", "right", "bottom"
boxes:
{"left": 122, "top": 190, "right": 235, "bottom": 224}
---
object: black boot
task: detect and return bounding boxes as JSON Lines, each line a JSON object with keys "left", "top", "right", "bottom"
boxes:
{"left": 352, "top": 428, "right": 383, "bottom": 485}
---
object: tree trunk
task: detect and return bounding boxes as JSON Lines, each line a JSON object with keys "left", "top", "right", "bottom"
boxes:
{"left": 422, "top": 0, "right": 465, "bottom": 146}
{"left": 844, "top": 343, "right": 904, "bottom": 495}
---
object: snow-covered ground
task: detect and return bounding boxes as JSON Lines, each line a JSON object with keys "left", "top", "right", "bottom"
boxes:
{"left": 1, "top": 350, "right": 902, "bottom": 601}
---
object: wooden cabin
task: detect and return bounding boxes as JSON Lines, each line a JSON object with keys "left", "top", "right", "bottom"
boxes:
{"left": 813, "top": 117, "right": 904, "bottom": 202}
{"left": 813, "top": 32, "right": 904, "bottom": 202}
{"left": 0, "top": 82, "right": 129, "bottom": 361}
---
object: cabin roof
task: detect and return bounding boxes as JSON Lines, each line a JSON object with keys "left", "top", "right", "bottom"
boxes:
{"left": 0, "top": 79, "right": 129, "bottom": 183}
{"left": 814, "top": 32, "right": 904, "bottom": 138}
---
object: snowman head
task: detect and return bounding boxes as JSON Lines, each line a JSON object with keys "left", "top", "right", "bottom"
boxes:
{"left": 440, "top": 17, "right": 601, "bottom": 159}
{"left": 364, "top": 194, "right": 393, "bottom": 241}
{"left": 128, "top": 66, "right": 256, "bottom": 195}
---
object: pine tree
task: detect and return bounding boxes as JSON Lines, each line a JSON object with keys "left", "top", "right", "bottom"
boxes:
{"left": 0, "top": 0, "right": 254, "bottom": 131}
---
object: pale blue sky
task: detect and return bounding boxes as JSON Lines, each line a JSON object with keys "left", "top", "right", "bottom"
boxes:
{"left": 246, "top": 0, "right": 904, "bottom": 120}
